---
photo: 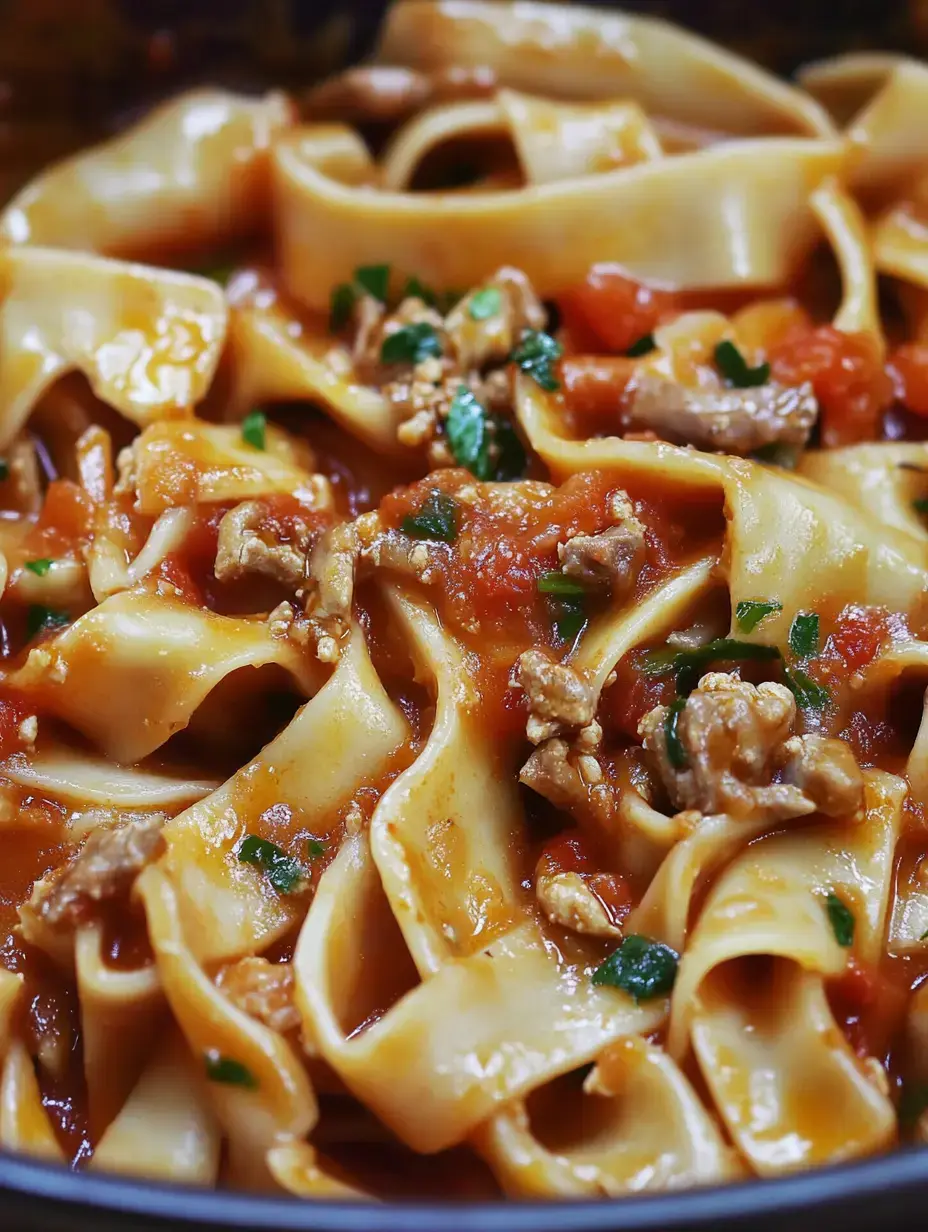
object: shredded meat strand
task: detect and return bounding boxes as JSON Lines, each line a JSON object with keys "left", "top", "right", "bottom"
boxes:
{"left": 217, "top": 957, "right": 301, "bottom": 1034}
{"left": 29, "top": 812, "right": 166, "bottom": 927}
{"left": 639, "top": 673, "right": 815, "bottom": 821}
{"left": 627, "top": 374, "right": 818, "bottom": 454}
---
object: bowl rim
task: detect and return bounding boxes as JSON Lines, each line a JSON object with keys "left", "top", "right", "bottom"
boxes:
{"left": 3, "top": 1143, "right": 928, "bottom": 1231}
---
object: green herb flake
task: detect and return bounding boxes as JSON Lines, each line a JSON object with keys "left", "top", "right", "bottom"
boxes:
{"left": 592, "top": 934, "right": 679, "bottom": 1002}
{"left": 735, "top": 599, "right": 782, "bottom": 634}
{"left": 664, "top": 698, "right": 688, "bottom": 770}
{"left": 914, "top": 497, "right": 928, "bottom": 517}
{"left": 25, "top": 559, "right": 53, "bottom": 577}
{"left": 354, "top": 264, "right": 391, "bottom": 303}
{"left": 784, "top": 667, "right": 830, "bottom": 712}
{"left": 0, "top": 459, "right": 9, "bottom": 482}
{"left": 551, "top": 596, "right": 586, "bottom": 646}
{"left": 511, "top": 329, "right": 563, "bottom": 392}
{"left": 241, "top": 409, "right": 267, "bottom": 451}
{"left": 825, "top": 892, "right": 855, "bottom": 947}
{"left": 469, "top": 287, "right": 502, "bottom": 321}
{"left": 236, "top": 834, "right": 306, "bottom": 895}
{"left": 444, "top": 387, "right": 525, "bottom": 482}
{"left": 920, "top": 926, "right": 928, "bottom": 942}
{"left": 537, "top": 572, "right": 586, "bottom": 597}
{"left": 402, "top": 276, "right": 438, "bottom": 307}
{"left": 329, "top": 282, "right": 357, "bottom": 332}
{"left": 26, "top": 606, "right": 69, "bottom": 641}
{"left": 381, "top": 322, "right": 443, "bottom": 366}
{"left": 401, "top": 490, "right": 459, "bottom": 543}
{"left": 446, "top": 387, "right": 492, "bottom": 479}
{"left": 751, "top": 442, "right": 798, "bottom": 469}
{"left": 789, "top": 611, "right": 820, "bottom": 658}
{"left": 714, "top": 339, "right": 770, "bottom": 389}
{"left": 626, "top": 333, "right": 656, "bottom": 358}
{"left": 196, "top": 260, "right": 236, "bottom": 286}
{"left": 900, "top": 1082, "right": 928, "bottom": 1128}
{"left": 640, "top": 637, "right": 781, "bottom": 695}
{"left": 204, "top": 1050, "right": 258, "bottom": 1090}
{"left": 307, "top": 838, "right": 326, "bottom": 859}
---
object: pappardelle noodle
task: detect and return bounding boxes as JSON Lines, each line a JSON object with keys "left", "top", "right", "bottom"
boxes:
{"left": 5, "top": 0, "right": 928, "bottom": 1201}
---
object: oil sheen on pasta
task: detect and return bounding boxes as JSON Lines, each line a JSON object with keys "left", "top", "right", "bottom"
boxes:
{"left": 4, "top": 0, "right": 928, "bottom": 1203}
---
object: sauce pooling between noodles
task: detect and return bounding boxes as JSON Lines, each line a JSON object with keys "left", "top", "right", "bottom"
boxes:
{"left": 4, "top": 0, "right": 928, "bottom": 1201}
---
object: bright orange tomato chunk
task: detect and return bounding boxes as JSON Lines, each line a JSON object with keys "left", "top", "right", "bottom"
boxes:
{"left": 559, "top": 265, "right": 680, "bottom": 355}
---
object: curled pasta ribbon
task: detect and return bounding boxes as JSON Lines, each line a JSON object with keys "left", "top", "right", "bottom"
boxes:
{"left": 476, "top": 1038, "right": 742, "bottom": 1197}
{"left": 159, "top": 625, "right": 409, "bottom": 964}
{"left": 0, "top": 247, "right": 227, "bottom": 448}
{"left": 378, "top": 0, "right": 835, "bottom": 138}
{"left": 138, "top": 865, "right": 316, "bottom": 1191}
{"left": 0, "top": 1039, "right": 64, "bottom": 1162}
{"left": 667, "top": 772, "right": 902, "bottom": 1174}
{"left": 6, "top": 590, "right": 321, "bottom": 764}
{"left": 0, "top": 89, "right": 294, "bottom": 260}
{"left": 273, "top": 127, "right": 846, "bottom": 311}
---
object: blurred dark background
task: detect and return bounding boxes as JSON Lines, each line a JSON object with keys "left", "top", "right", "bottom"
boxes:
{"left": 0, "top": 0, "right": 921, "bottom": 202}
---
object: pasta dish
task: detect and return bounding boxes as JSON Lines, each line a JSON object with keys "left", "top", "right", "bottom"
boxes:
{"left": 4, "top": 0, "right": 928, "bottom": 1203}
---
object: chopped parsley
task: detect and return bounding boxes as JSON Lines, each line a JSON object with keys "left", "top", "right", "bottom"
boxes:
{"left": 354, "top": 264, "right": 391, "bottom": 303}
{"left": 307, "top": 838, "right": 326, "bottom": 859}
{"left": 402, "top": 276, "right": 438, "bottom": 307}
{"left": 329, "top": 264, "right": 392, "bottom": 330}
{"left": 381, "top": 322, "right": 443, "bottom": 365}
{"left": 511, "top": 329, "right": 563, "bottom": 392}
{"left": 468, "top": 287, "right": 502, "bottom": 320}
{"left": 784, "top": 667, "right": 830, "bottom": 712}
{"left": 592, "top": 935, "right": 679, "bottom": 1002}
{"left": 401, "top": 490, "right": 458, "bottom": 543}
{"left": 240, "top": 409, "right": 267, "bottom": 451}
{"left": 25, "top": 559, "right": 53, "bottom": 577}
{"left": 548, "top": 594, "right": 586, "bottom": 645}
{"left": 640, "top": 637, "right": 781, "bottom": 695}
{"left": 921, "top": 927, "right": 928, "bottom": 942}
{"left": 626, "top": 333, "right": 656, "bottom": 358}
{"left": 444, "top": 387, "right": 525, "bottom": 481}
{"left": 788, "top": 611, "right": 820, "bottom": 658}
{"left": 735, "top": 599, "right": 782, "bottom": 634}
{"left": 329, "top": 282, "right": 357, "bottom": 332}
{"left": 914, "top": 497, "right": 928, "bottom": 517}
{"left": 825, "top": 892, "right": 855, "bottom": 947}
{"left": 537, "top": 572, "right": 585, "bottom": 597}
{"left": 0, "top": 459, "right": 8, "bottom": 482}
{"left": 204, "top": 1050, "right": 258, "bottom": 1089}
{"left": 751, "top": 442, "right": 798, "bottom": 469}
{"left": 26, "top": 606, "right": 69, "bottom": 640}
{"left": 664, "top": 698, "right": 688, "bottom": 769}
{"left": 714, "top": 339, "right": 770, "bottom": 388}
{"left": 236, "top": 834, "right": 306, "bottom": 895}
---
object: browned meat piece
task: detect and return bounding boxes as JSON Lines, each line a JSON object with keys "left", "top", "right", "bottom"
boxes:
{"left": 304, "top": 64, "right": 497, "bottom": 125}
{"left": 354, "top": 295, "right": 449, "bottom": 386}
{"left": 305, "top": 519, "right": 359, "bottom": 635}
{"left": 626, "top": 374, "right": 818, "bottom": 455}
{"left": 639, "top": 673, "right": 815, "bottom": 821}
{"left": 535, "top": 869, "right": 621, "bottom": 938}
{"left": 519, "top": 728, "right": 616, "bottom": 825}
{"left": 216, "top": 956, "right": 301, "bottom": 1034}
{"left": 214, "top": 500, "right": 310, "bottom": 589}
{"left": 445, "top": 266, "right": 546, "bottom": 371}
{"left": 26, "top": 812, "right": 166, "bottom": 928}
{"left": 518, "top": 649, "right": 596, "bottom": 743}
{"left": 560, "top": 499, "right": 646, "bottom": 597}
{"left": 778, "top": 734, "right": 865, "bottom": 817}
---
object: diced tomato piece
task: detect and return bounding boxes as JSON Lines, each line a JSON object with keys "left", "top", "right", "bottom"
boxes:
{"left": 559, "top": 265, "right": 680, "bottom": 354}
{"left": 826, "top": 606, "right": 890, "bottom": 674}
{"left": 560, "top": 356, "right": 637, "bottom": 436}
{"left": 769, "top": 325, "right": 893, "bottom": 446}
{"left": 888, "top": 343, "right": 928, "bottom": 417}
{"left": 26, "top": 480, "right": 95, "bottom": 557}
{"left": 599, "top": 654, "right": 675, "bottom": 742}
{"left": 827, "top": 957, "right": 908, "bottom": 1061}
